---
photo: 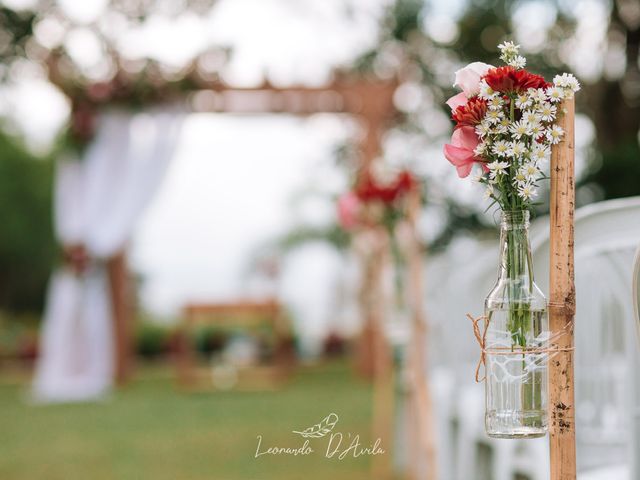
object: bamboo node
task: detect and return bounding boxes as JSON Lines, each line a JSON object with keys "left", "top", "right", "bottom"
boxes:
{"left": 548, "top": 300, "right": 575, "bottom": 317}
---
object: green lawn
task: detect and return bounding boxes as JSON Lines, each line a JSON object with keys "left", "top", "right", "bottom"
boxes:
{"left": 0, "top": 362, "right": 381, "bottom": 480}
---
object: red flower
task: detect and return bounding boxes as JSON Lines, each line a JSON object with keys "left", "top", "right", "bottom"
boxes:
{"left": 355, "top": 170, "right": 416, "bottom": 205}
{"left": 483, "top": 66, "right": 550, "bottom": 93}
{"left": 452, "top": 97, "right": 487, "bottom": 128}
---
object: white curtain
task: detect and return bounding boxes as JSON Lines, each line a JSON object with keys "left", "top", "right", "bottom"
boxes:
{"left": 32, "top": 108, "right": 183, "bottom": 403}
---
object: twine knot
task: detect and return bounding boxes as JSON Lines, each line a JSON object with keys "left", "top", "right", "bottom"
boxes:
{"left": 467, "top": 311, "right": 575, "bottom": 383}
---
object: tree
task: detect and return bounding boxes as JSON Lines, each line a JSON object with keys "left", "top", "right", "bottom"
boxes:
{"left": 0, "top": 132, "right": 55, "bottom": 313}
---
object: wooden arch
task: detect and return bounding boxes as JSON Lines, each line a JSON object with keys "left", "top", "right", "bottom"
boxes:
{"left": 49, "top": 66, "right": 399, "bottom": 383}
{"left": 49, "top": 59, "right": 441, "bottom": 477}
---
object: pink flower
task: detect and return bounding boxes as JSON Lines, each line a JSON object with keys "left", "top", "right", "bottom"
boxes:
{"left": 337, "top": 192, "right": 361, "bottom": 230}
{"left": 453, "top": 62, "right": 494, "bottom": 97}
{"left": 443, "top": 126, "right": 486, "bottom": 178}
{"left": 446, "top": 92, "right": 468, "bottom": 110}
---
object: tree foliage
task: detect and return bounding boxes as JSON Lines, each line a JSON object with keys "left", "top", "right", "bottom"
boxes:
{"left": 0, "top": 133, "right": 55, "bottom": 313}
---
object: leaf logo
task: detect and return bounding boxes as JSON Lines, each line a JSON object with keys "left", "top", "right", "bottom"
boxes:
{"left": 292, "top": 413, "right": 339, "bottom": 438}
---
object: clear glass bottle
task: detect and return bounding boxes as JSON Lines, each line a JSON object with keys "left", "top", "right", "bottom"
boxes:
{"left": 484, "top": 210, "right": 548, "bottom": 438}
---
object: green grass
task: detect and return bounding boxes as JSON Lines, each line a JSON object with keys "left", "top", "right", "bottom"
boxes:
{"left": 0, "top": 362, "right": 379, "bottom": 480}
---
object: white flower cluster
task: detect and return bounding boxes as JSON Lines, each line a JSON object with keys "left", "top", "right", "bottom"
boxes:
{"left": 552, "top": 73, "right": 581, "bottom": 100}
{"left": 472, "top": 53, "right": 580, "bottom": 204}
{"left": 498, "top": 41, "right": 526, "bottom": 69}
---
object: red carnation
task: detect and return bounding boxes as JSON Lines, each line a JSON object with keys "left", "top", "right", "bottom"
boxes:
{"left": 452, "top": 97, "right": 487, "bottom": 128}
{"left": 483, "top": 66, "right": 550, "bottom": 93}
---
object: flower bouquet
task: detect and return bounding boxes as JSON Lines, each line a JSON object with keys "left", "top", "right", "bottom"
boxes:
{"left": 337, "top": 168, "right": 417, "bottom": 321}
{"left": 444, "top": 42, "right": 579, "bottom": 438}
{"left": 337, "top": 168, "right": 416, "bottom": 233}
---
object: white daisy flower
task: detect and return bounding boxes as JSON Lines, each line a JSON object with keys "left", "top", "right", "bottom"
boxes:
{"left": 491, "top": 141, "right": 510, "bottom": 157}
{"left": 522, "top": 109, "right": 542, "bottom": 126}
{"left": 498, "top": 40, "right": 522, "bottom": 67}
{"left": 493, "top": 118, "right": 510, "bottom": 134}
{"left": 523, "top": 162, "right": 540, "bottom": 178}
{"left": 566, "top": 76, "right": 580, "bottom": 92}
{"left": 488, "top": 160, "right": 509, "bottom": 178}
{"left": 487, "top": 96, "right": 504, "bottom": 110}
{"left": 529, "top": 88, "right": 547, "bottom": 104}
{"left": 514, "top": 170, "right": 528, "bottom": 187}
{"left": 546, "top": 86, "right": 564, "bottom": 103}
{"left": 553, "top": 74, "right": 581, "bottom": 99}
{"left": 509, "top": 120, "right": 530, "bottom": 139}
{"left": 473, "top": 142, "right": 487, "bottom": 157}
{"left": 531, "top": 144, "right": 551, "bottom": 163}
{"left": 483, "top": 184, "right": 495, "bottom": 200}
{"left": 471, "top": 171, "right": 484, "bottom": 183}
{"left": 553, "top": 73, "right": 581, "bottom": 93}
{"left": 485, "top": 108, "right": 504, "bottom": 124}
{"left": 509, "top": 141, "right": 527, "bottom": 158}
{"left": 515, "top": 93, "right": 533, "bottom": 109}
{"left": 509, "top": 55, "right": 526, "bottom": 69}
{"left": 475, "top": 122, "right": 492, "bottom": 138}
{"left": 538, "top": 102, "right": 557, "bottom": 122}
{"left": 479, "top": 80, "right": 497, "bottom": 100}
{"left": 498, "top": 41, "right": 520, "bottom": 55}
{"left": 553, "top": 73, "right": 569, "bottom": 88}
{"left": 546, "top": 125, "right": 564, "bottom": 144}
{"left": 517, "top": 183, "right": 537, "bottom": 200}
{"left": 528, "top": 123, "right": 545, "bottom": 138}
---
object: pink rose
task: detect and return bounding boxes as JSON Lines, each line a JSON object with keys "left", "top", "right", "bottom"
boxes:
{"left": 443, "top": 126, "right": 487, "bottom": 178}
{"left": 337, "top": 192, "right": 361, "bottom": 230}
{"left": 453, "top": 62, "right": 494, "bottom": 97}
{"left": 445, "top": 92, "right": 468, "bottom": 111}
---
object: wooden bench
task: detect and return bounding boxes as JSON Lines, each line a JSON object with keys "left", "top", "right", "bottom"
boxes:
{"left": 175, "top": 299, "right": 295, "bottom": 391}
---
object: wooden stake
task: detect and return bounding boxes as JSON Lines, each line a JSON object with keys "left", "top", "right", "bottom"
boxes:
{"left": 405, "top": 187, "right": 438, "bottom": 480}
{"left": 548, "top": 97, "right": 577, "bottom": 480}
{"left": 371, "top": 228, "right": 395, "bottom": 480}
{"left": 107, "top": 251, "right": 133, "bottom": 385}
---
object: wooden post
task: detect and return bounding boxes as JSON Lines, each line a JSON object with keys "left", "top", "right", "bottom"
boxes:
{"left": 405, "top": 186, "right": 438, "bottom": 480}
{"left": 107, "top": 251, "right": 133, "bottom": 385}
{"left": 371, "top": 228, "right": 395, "bottom": 480}
{"left": 548, "top": 97, "right": 577, "bottom": 479}
{"left": 355, "top": 236, "right": 382, "bottom": 379}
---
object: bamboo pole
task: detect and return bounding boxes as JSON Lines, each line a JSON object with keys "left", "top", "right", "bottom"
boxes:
{"left": 548, "top": 97, "right": 577, "bottom": 480}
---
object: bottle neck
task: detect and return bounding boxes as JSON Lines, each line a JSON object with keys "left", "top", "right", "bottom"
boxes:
{"left": 497, "top": 210, "right": 534, "bottom": 286}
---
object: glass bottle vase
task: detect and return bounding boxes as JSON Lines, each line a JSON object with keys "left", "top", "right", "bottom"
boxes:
{"left": 484, "top": 210, "right": 548, "bottom": 439}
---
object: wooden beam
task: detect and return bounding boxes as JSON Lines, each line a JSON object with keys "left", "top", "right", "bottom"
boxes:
{"left": 548, "top": 97, "right": 577, "bottom": 480}
{"left": 193, "top": 79, "right": 398, "bottom": 119}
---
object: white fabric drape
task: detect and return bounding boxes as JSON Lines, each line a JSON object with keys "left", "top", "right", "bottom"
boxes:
{"left": 32, "top": 108, "right": 183, "bottom": 403}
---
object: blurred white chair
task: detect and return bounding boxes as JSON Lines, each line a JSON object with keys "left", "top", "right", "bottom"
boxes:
{"left": 426, "top": 196, "right": 640, "bottom": 480}
{"left": 578, "top": 465, "right": 630, "bottom": 480}
{"left": 453, "top": 382, "right": 548, "bottom": 480}
{"left": 532, "top": 197, "right": 640, "bottom": 477}
{"left": 631, "top": 244, "right": 640, "bottom": 480}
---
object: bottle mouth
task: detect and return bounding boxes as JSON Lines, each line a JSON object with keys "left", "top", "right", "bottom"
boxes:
{"left": 501, "top": 210, "right": 530, "bottom": 228}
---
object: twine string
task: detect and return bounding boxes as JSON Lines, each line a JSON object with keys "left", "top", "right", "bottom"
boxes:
{"left": 467, "top": 308, "right": 575, "bottom": 383}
